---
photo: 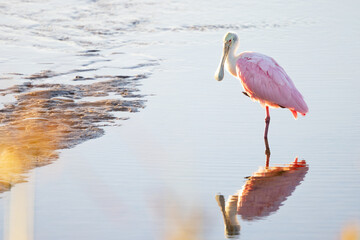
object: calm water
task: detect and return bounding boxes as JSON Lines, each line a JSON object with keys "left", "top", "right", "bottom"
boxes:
{"left": 0, "top": 0, "right": 359, "bottom": 239}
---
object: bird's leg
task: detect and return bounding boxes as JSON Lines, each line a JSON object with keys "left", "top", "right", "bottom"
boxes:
{"left": 264, "top": 137, "right": 271, "bottom": 168}
{"left": 264, "top": 106, "right": 270, "bottom": 140}
{"left": 264, "top": 106, "right": 271, "bottom": 163}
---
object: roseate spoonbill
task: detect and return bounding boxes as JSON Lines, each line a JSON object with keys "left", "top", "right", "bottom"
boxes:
{"left": 215, "top": 32, "right": 308, "bottom": 139}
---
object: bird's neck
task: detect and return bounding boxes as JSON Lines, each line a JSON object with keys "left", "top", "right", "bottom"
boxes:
{"left": 226, "top": 47, "right": 239, "bottom": 77}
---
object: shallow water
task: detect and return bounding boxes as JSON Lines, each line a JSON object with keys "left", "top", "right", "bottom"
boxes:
{"left": 0, "top": 0, "right": 359, "bottom": 239}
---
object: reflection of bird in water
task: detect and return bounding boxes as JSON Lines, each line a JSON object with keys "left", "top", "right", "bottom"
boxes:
{"left": 215, "top": 32, "right": 308, "bottom": 139}
{"left": 216, "top": 158, "right": 308, "bottom": 238}
{"left": 216, "top": 194, "right": 240, "bottom": 236}
{"left": 238, "top": 158, "right": 308, "bottom": 220}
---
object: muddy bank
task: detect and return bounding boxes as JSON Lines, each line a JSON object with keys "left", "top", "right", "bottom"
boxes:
{"left": 0, "top": 74, "right": 147, "bottom": 193}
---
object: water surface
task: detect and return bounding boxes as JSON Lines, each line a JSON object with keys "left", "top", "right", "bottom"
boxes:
{"left": 0, "top": 0, "right": 359, "bottom": 239}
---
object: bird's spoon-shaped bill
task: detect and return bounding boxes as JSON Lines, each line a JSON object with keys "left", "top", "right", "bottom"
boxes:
{"left": 215, "top": 43, "right": 230, "bottom": 81}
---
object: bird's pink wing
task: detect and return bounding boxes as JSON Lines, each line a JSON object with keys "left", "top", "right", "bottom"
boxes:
{"left": 236, "top": 52, "right": 308, "bottom": 117}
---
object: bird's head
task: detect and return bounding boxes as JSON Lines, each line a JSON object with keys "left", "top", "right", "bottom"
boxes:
{"left": 215, "top": 32, "right": 239, "bottom": 81}
{"left": 223, "top": 32, "right": 238, "bottom": 46}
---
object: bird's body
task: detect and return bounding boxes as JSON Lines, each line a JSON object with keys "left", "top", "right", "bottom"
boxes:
{"left": 234, "top": 51, "right": 308, "bottom": 119}
{"left": 215, "top": 32, "right": 308, "bottom": 139}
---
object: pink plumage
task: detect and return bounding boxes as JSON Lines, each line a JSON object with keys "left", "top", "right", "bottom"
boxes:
{"left": 236, "top": 52, "right": 308, "bottom": 119}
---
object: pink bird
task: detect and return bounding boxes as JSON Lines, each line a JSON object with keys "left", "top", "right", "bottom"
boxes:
{"left": 215, "top": 32, "right": 308, "bottom": 139}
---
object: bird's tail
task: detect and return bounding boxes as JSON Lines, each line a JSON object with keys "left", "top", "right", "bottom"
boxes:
{"left": 290, "top": 109, "right": 307, "bottom": 119}
{"left": 291, "top": 110, "right": 298, "bottom": 119}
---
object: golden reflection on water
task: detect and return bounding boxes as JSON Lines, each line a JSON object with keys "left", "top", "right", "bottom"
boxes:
{"left": 341, "top": 222, "right": 360, "bottom": 240}
{"left": 0, "top": 112, "right": 62, "bottom": 192}
{"left": 0, "top": 106, "right": 62, "bottom": 240}
{"left": 162, "top": 207, "right": 203, "bottom": 240}
{"left": 157, "top": 195, "right": 204, "bottom": 240}
{"left": 216, "top": 158, "right": 308, "bottom": 238}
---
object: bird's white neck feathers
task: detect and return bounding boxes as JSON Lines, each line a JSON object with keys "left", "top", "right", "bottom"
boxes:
{"left": 225, "top": 44, "right": 240, "bottom": 77}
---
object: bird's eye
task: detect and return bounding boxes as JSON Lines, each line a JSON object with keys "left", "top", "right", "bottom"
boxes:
{"left": 229, "top": 39, "right": 232, "bottom": 42}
